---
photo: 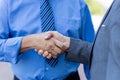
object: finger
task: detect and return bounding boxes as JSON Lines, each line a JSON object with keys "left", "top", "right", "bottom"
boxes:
{"left": 44, "top": 32, "right": 53, "bottom": 40}
{"left": 46, "top": 54, "right": 52, "bottom": 59}
{"left": 54, "top": 39, "right": 66, "bottom": 51}
{"left": 52, "top": 46, "right": 63, "bottom": 55}
{"left": 34, "top": 49, "right": 37, "bottom": 52}
{"left": 42, "top": 51, "right": 49, "bottom": 57}
{"left": 50, "top": 50, "right": 58, "bottom": 58}
{"left": 38, "top": 49, "right": 44, "bottom": 55}
{"left": 52, "top": 55, "right": 57, "bottom": 58}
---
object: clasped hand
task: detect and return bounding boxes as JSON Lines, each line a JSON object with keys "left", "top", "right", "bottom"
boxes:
{"left": 35, "top": 31, "right": 70, "bottom": 59}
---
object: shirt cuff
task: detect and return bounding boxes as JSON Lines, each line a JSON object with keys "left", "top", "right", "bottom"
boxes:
{"left": 3, "top": 37, "right": 22, "bottom": 64}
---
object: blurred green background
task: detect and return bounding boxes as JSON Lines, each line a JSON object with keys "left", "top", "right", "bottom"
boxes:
{"left": 85, "top": 0, "right": 105, "bottom": 15}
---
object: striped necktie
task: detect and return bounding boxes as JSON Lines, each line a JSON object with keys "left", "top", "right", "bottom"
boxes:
{"left": 40, "top": 0, "right": 58, "bottom": 67}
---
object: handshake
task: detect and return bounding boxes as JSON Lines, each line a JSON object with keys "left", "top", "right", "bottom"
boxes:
{"left": 21, "top": 31, "right": 70, "bottom": 59}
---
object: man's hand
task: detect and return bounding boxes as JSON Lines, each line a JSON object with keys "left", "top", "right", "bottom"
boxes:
{"left": 21, "top": 32, "right": 65, "bottom": 58}
{"left": 37, "top": 31, "right": 70, "bottom": 59}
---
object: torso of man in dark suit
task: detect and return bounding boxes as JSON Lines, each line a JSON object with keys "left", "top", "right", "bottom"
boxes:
{"left": 90, "top": 0, "right": 120, "bottom": 80}
{"left": 66, "top": 0, "right": 120, "bottom": 80}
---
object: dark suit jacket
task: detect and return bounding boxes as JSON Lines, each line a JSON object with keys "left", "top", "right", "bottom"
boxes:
{"left": 66, "top": 38, "right": 92, "bottom": 64}
{"left": 66, "top": 0, "right": 120, "bottom": 80}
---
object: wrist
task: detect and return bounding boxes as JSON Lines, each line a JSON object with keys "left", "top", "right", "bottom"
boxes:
{"left": 22, "top": 35, "right": 35, "bottom": 49}
{"left": 64, "top": 37, "right": 70, "bottom": 51}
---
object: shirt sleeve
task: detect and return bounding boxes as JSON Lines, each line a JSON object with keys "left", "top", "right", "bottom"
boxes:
{"left": 66, "top": 2, "right": 95, "bottom": 79}
{"left": 80, "top": 4, "right": 95, "bottom": 42}
{"left": 80, "top": 2, "right": 95, "bottom": 79}
{"left": 65, "top": 38, "right": 92, "bottom": 64}
{"left": 0, "top": 0, "right": 22, "bottom": 64}
{"left": 65, "top": 1, "right": 95, "bottom": 63}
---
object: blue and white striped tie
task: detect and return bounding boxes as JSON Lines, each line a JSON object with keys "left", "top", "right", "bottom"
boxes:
{"left": 40, "top": 0, "right": 58, "bottom": 67}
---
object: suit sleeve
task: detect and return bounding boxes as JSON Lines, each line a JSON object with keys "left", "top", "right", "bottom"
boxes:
{"left": 65, "top": 38, "right": 92, "bottom": 64}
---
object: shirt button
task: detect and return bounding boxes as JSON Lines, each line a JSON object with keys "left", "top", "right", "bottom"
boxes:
{"left": 45, "top": 67, "right": 49, "bottom": 71}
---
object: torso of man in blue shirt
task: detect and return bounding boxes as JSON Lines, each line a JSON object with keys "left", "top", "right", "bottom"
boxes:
{"left": 0, "top": 0, "right": 94, "bottom": 80}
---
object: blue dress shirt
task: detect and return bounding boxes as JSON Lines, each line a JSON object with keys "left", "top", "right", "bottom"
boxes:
{"left": 0, "top": 0, "right": 94, "bottom": 80}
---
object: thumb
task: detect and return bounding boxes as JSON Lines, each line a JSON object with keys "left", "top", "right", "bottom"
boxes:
{"left": 44, "top": 32, "right": 53, "bottom": 40}
{"left": 54, "top": 39, "right": 67, "bottom": 51}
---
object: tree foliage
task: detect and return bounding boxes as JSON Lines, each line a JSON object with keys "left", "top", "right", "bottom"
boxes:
{"left": 85, "top": 0, "right": 104, "bottom": 15}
